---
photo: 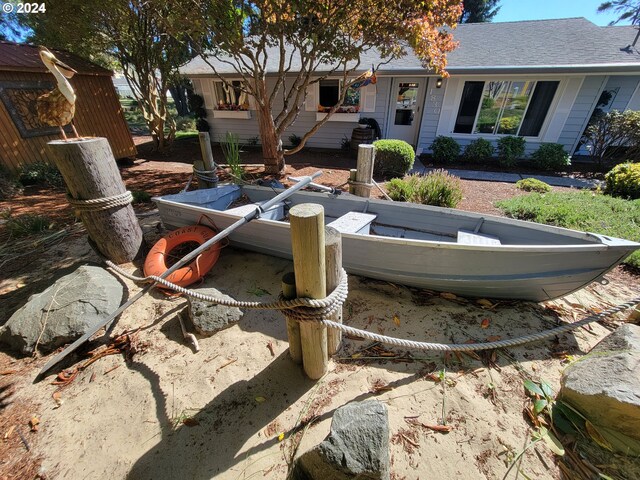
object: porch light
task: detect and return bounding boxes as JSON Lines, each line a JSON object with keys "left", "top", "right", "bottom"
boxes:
{"left": 436, "top": 78, "right": 443, "bottom": 88}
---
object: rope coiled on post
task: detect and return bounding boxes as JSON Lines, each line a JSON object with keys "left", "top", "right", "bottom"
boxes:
{"left": 68, "top": 191, "right": 133, "bottom": 212}
{"left": 193, "top": 167, "right": 219, "bottom": 184}
{"left": 106, "top": 261, "right": 640, "bottom": 352}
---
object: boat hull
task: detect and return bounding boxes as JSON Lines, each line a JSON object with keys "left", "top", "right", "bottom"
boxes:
{"left": 153, "top": 186, "right": 638, "bottom": 301}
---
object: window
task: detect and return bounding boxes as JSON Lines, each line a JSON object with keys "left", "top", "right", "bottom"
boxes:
{"left": 317, "top": 79, "right": 360, "bottom": 113}
{"left": 453, "top": 80, "right": 559, "bottom": 137}
{"left": 214, "top": 80, "right": 249, "bottom": 111}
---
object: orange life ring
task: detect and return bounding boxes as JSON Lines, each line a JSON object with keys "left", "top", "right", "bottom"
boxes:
{"left": 144, "top": 225, "right": 221, "bottom": 289}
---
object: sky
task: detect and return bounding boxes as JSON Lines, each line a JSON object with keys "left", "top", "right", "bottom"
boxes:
{"left": 493, "top": 0, "right": 632, "bottom": 26}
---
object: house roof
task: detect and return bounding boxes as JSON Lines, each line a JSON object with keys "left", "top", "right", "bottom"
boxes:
{"left": 180, "top": 17, "right": 640, "bottom": 76}
{"left": 0, "top": 42, "right": 113, "bottom": 76}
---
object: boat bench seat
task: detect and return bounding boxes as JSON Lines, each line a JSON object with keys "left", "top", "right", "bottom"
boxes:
{"left": 328, "top": 212, "right": 377, "bottom": 234}
{"left": 225, "top": 201, "right": 286, "bottom": 221}
{"left": 457, "top": 229, "right": 501, "bottom": 246}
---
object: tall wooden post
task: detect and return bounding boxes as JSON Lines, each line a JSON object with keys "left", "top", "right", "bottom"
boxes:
{"left": 350, "top": 144, "right": 375, "bottom": 198}
{"left": 48, "top": 138, "right": 143, "bottom": 263}
{"left": 325, "top": 226, "right": 343, "bottom": 355}
{"left": 196, "top": 132, "right": 218, "bottom": 189}
{"left": 289, "top": 203, "right": 328, "bottom": 379}
{"left": 282, "top": 272, "right": 302, "bottom": 364}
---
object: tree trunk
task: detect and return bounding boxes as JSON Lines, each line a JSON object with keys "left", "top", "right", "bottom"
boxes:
{"left": 256, "top": 104, "right": 285, "bottom": 175}
{"left": 48, "top": 138, "right": 144, "bottom": 264}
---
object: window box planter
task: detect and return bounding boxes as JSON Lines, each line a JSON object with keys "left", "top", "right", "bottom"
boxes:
{"left": 213, "top": 110, "right": 252, "bottom": 119}
{"left": 316, "top": 112, "right": 361, "bottom": 122}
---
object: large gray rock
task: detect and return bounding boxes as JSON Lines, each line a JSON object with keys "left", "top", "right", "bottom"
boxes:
{"left": 293, "top": 400, "right": 390, "bottom": 480}
{"left": 0, "top": 265, "right": 123, "bottom": 354}
{"left": 560, "top": 323, "right": 640, "bottom": 442}
{"left": 187, "top": 288, "right": 243, "bottom": 336}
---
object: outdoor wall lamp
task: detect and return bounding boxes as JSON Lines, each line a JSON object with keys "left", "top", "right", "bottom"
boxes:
{"left": 436, "top": 78, "right": 443, "bottom": 88}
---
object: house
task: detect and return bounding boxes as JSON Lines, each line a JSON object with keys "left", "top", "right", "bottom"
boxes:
{"left": 0, "top": 42, "right": 136, "bottom": 173}
{"left": 179, "top": 18, "right": 640, "bottom": 157}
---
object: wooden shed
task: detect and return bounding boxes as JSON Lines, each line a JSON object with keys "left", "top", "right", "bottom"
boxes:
{"left": 0, "top": 42, "right": 136, "bottom": 173}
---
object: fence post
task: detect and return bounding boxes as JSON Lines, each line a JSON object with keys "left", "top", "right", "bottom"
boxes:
{"left": 351, "top": 144, "right": 375, "bottom": 198}
{"left": 282, "top": 272, "right": 302, "bottom": 364}
{"left": 325, "top": 226, "right": 343, "bottom": 355}
{"left": 289, "top": 203, "right": 328, "bottom": 379}
{"left": 196, "top": 132, "right": 218, "bottom": 189}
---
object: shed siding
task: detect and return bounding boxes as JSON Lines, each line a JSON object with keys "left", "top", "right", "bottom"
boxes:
{"left": 603, "top": 75, "right": 640, "bottom": 111}
{"left": 0, "top": 71, "right": 136, "bottom": 173}
{"left": 557, "top": 75, "right": 607, "bottom": 154}
{"left": 417, "top": 78, "right": 448, "bottom": 153}
{"left": 192, "top": 76, "right": 392, "bottom": 149}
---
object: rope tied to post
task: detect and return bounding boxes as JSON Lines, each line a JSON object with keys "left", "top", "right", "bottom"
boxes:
{"left": 67, "top": 190, "right": 133, "bottom": 212}
{"left": 106, "top": 260, "right": 348, "bottom": 322}
{"left": 193, "top": 166, "right": 219, "bottom": 184}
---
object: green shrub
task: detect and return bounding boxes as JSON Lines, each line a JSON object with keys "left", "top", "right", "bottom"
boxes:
{"left": 18, "top": 162, "right": 64, "bottom": 187}
{"left": 430, "top": 136, "right": 460, "bottom": 163}
{"left": 497, "top": 136, "right": 526, "bottom": 167}
{"left": 373, "top": 139, "right": 415, "bottom": 178}
{"left": 531, "top": 143, "right": 571, "bottom": 171}
{"left": 132, "top": 190, "right": 152, "bottom": 204}
{"left": 5, "top": 214, "right": 54, "bottom": 237}
{"left": 387, "top": 170, "right": 463, "bottom": 208}
{"left": 289, "top": 134, "right": 302, "bottom": 148}
{"left": 605, "top": 162, "right": 640, "bottom": 199}
{"left": 0, "top": 167, "right": 21, "bottom": 200}
{"left": 195, "top": 118, "right": 210, "bottom": 132}
{"left": 516, "top": 178, "right": 552, "bottom": 193}
{"left": 221, "top": 131, "right": 244, "bottom": 183}
{"left": 175, "top": 116, "right": 196, "bottom": 132}
{"left": 463, "top": 138, "right": 494, "bottom": 163}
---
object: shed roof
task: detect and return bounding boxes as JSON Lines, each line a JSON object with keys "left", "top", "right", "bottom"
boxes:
{"left": 180, "top": 18, "right": 640, "bottom": 76}
{"left": 0, "top": 42, "right": 112, "bottom": 76}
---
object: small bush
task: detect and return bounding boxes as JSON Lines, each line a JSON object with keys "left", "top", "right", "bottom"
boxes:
{"left": 0, "top": 167, "right": 21, "bottom": 200}
{"left": 497, "top": 136, "right": 526, "bottom": 167}
{"left": 195, "top": 118, "right": 210, "bottom": 132}
{"left": 340, "top": 135, "right": 350, "bottom": 151}
{"left": 18, "top": 162, "right": 64, "bottom": 187}
{"left": 387, "top": 170, "right": 463, "bottom": 208}
{"left": 175, "top": 116, "right": 196, "bottom": 132}
{"left": 605, "top": 162, "right": 640, "bottom": 199}
{"left": 463, "top": 138, "right": 494, "bottom": 163}
{"left": 5, "top": 214, "right": 54, "bottom": 237}
{"left": 373, "top": 139, "right": 415, "bottom": 178}
{"left": 289, "top": 134, "right": 302, "bottom": 148}
{"left": 516, "top": 178, "right": 552, "bottom": 193}
{"left": 531, "top": 143, "right": 571, "bottom": 171}
{"left": 430, "top": 136, "right": 460, "bottom": 163}
{"left": 132, "top": 190, "right": 152, "bottom": 204}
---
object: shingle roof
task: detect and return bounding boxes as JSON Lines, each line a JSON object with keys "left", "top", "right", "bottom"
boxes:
{"left": 180, "top": 17, "right": 640, "bottom": 76}
{"left": 0, "top": 42, "right": 112, "bottom": 76}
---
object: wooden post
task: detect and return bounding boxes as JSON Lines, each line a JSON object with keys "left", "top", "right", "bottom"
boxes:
{"left": 348, "top": 169, "right": 357, "bottom": 195}
{"left": 196, "top": 132, "right": 218, "bottom": 189}
{"left": 48, "top": 138, "right": 143, "bottom": 263}
{"left": 325, "top": 226, "right": 343, "bottom": 355}
{"left": 282, "top": 272, "right": 302, "bottom": 364}
{"left": 289, "top": 203, "right": 328, "bottom": 379}
{"left": 352, "top": 144, "right": 375, "bottom": 198}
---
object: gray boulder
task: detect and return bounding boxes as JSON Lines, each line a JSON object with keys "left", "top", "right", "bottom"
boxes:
{"left": 0, "top": 265, "right": 123, "bottom": 354}
{"left": 560, "top": 323, "right": 640, "bottom": 442}
{"left": 187, "top": 288, "right": 243, "bottom": 336}
{"left": 293, "top": 400, "right": 390, "bottom": 480}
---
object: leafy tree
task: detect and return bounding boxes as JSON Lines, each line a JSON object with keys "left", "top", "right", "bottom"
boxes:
{"left": 460, "top": 0, "right": 500, "bottom": 23}
{"left": 21, "top": 0, "right": 191, "bottom": 151}
{"left": 598, "top": 1, "right": 640, "bottom": 25}
{"left": 164, "top": 0, "right": 463, "bottom": 174}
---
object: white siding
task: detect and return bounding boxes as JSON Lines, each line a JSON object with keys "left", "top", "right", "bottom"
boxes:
{"left": 417, "top": 78, "right": 447, "bottom": 153}
{"left": 190, "top": 75, "right": 391, "bottom": 149}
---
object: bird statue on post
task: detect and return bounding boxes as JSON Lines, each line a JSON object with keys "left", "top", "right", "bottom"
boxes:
{"left": 37, "top": 46, "right": 79, "bottom": 140}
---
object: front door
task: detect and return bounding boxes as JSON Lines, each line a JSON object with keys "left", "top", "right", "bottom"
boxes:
{"left": 386, "top": 77, "right": 427, "bottom": 145}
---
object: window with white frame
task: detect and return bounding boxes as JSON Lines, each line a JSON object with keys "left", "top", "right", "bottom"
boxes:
{"left": 317, "top": 79, "right": 361, "bottom": 113}
{"left": 213, "top": 80, "right": 249, "bottom": 111}
{"left": 453, "top": 80, "right": 559, "bottom": 137}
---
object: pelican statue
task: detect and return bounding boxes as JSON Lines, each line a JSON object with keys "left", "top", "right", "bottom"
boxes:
{"left": 37, "top": 46, "right": 79, "bottom": 140}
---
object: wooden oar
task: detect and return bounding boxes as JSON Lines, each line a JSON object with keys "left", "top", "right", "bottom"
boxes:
{"left": 35, "top": 171, "right": 323, "bottom": 381}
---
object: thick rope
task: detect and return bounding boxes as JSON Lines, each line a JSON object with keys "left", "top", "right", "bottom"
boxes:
{"left": 348, "top": 179, "right": 373, "bottom": 190}
{"left": 68, "top": 191, "right": 133, "bottom": 212}
{"left": 105, "top": 261, "right": 639, "bottom": 352}
{"left": 193, "top": 167, "right": 219, "bottom": 184}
